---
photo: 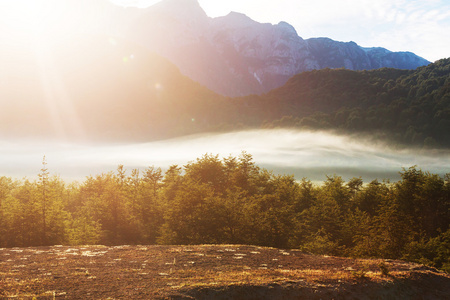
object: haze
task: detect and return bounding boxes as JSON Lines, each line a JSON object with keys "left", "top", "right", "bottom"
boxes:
{"left": 2, "top": 129, "right": 449, "bottom": 182}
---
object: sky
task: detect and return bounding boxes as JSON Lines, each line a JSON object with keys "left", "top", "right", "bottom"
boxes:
{"left": 110, "top": 0, "right": 450, "bottom": 62}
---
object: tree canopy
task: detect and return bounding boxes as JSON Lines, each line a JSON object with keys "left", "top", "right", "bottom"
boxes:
{"left": 258, "top": 58, "right": 450, "bottom": 148}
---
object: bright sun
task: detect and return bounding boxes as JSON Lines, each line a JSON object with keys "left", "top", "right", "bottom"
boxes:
{"left": 1, "top": 0, "right": 93, "bottom": 45}
{"left": 0, "top": 0, "right": 91, "bottom": 140}
{"left": 2, "top": 1, "right": 54, "bottom": 35}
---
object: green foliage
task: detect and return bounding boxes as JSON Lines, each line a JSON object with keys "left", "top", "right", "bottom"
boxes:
{"left": 403, "top": 229, "right": 450, "bottom": 272}
{"left": 0, "top": 154, "right": 449, "bottom": 272}
{"left": 299, "top": 228, "right": 340, "bottom": 255}
{"left": 261, "top": 58, "right": 450, "bottom": 148}
{"left": 66, "top": 215, "right": 102, "bottom": 245}
{"left": 2, "top": 180, "right": 36, "bottom": 246}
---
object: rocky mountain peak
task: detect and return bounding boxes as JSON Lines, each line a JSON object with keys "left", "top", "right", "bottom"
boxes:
{"left": 118, "top": 0, "right": 430, "bottom": 97}
{"left": 151, "top": 0, "right": 208, "bottom": 22}
{"left": 276, "top": 21, "right": 299, "bottom": 36}
{"left": 219, "top": 11, "right": 259, "bottom": 28}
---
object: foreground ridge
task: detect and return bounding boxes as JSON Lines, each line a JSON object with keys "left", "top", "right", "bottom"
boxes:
{"left": 1, "top": 244, "right": 449, "bottom": 299}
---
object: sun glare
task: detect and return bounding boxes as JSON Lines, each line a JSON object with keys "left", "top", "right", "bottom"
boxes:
{"left": 0, "top": 0, "right": 88, "bottom": 141}
{"left": 1, "top": 0, "right": 94, "bottom": 45}
{"left": 2, "top": 1, "right": 55, "bottom": 36}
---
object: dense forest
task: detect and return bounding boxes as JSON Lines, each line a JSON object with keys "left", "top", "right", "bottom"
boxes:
{"left": 245, "top": 58, "right": 450, "bottom": 148}
{"left": 1, "top": 153, "right": 449, "bottom": 272}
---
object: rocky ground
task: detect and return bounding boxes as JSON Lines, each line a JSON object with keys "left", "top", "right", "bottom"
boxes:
{"left": 1, "top": 244, "right": 449, "bottom": 299}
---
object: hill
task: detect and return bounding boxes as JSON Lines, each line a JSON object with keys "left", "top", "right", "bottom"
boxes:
{"left": 1, "top": 244, "right": 449, "bottom": 299}
{"left": 1, "top": 0, "right": 448, "bottom": 147}
{"left": 242, "top": 58, "right": 450, "bottom": 148}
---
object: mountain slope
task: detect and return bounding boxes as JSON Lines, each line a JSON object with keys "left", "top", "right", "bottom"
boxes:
{"left": 0, "top": 34, "right": 228, "bottom": 141}
{"left": 1, "top": 32, "right": 446, "bottom": 146}
{"left": 0, "top": 0, "right": 444, "bottom": 145}
{"left": 118, "top": 0, "right": 430, "bottom": 97}
{"left": 256, "top": 58, "right": 450, "bottom": 147}
{"left": 2, "top": 0, "right": 428, "bottom": 100}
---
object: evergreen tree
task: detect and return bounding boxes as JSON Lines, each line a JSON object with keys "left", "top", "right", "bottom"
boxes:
{"left": 38, "top": 155, "right": 50, "bottom": 245}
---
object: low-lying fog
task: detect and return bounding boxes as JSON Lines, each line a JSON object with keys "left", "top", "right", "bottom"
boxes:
{"left": 1, "top": 129, "right": 449, "bottom": 182}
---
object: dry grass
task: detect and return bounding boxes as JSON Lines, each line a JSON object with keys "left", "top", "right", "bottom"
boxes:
{"left": 0, "top": 245, "right": 448, "bottom": 299}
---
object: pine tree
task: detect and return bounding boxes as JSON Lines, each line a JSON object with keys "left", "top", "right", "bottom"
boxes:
{"left": 38, "top": 155, "right": 50, "bottom": 245}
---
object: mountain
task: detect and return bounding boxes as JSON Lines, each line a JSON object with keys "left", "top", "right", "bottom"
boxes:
{"left": 306, "top": 38, "right": 429, "bottom": 70}
{"left": 4, "top": 0, "right": 427, "bottom": 99}
{"left": 0, "top": 0, "right": 444, "bottom": 146}
{"left": 117, "top": 0, "right": 430, "bottom": 97}
{"left": 0, "top": 24, "right": 447, "bottom": 146}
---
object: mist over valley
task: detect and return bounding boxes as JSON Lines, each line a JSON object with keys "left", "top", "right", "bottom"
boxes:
{"left": 2, "top": 129, "right": 449, "bottom": 183}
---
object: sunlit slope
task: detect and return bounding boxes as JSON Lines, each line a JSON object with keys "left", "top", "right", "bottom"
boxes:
{"left": 0, "top": 34, "right": 229, "bottom": 141}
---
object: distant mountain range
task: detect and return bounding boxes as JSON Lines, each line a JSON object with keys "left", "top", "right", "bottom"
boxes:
{"left": 0, "top": 0, "right": 429, "bottom": 98}
{"left": 114, "top": 0, "right": 430, "bottom": 96}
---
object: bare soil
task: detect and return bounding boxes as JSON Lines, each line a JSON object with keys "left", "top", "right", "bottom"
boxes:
{"left": 1, "top": 244, "right": 449, "bottom": 299}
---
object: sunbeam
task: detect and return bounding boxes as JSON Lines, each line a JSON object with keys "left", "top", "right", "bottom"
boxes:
{"left": 33, "top": 40, "right": 87, "bottom": 141}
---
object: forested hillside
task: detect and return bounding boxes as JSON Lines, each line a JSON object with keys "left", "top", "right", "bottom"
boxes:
{"left": 257, "top": 58, "right": 450, "bottom": 147}
{"left": 1, "top": 154, "right": 449, "bottom": 272}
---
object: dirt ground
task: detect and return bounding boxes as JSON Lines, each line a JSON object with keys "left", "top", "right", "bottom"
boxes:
{"left": 1, "top": 244, "right": 449, "bottom": 299}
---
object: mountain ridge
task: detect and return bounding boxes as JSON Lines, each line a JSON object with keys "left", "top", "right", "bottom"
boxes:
{"left": 117, "top": 0, "right": 430, "bottom": 96}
